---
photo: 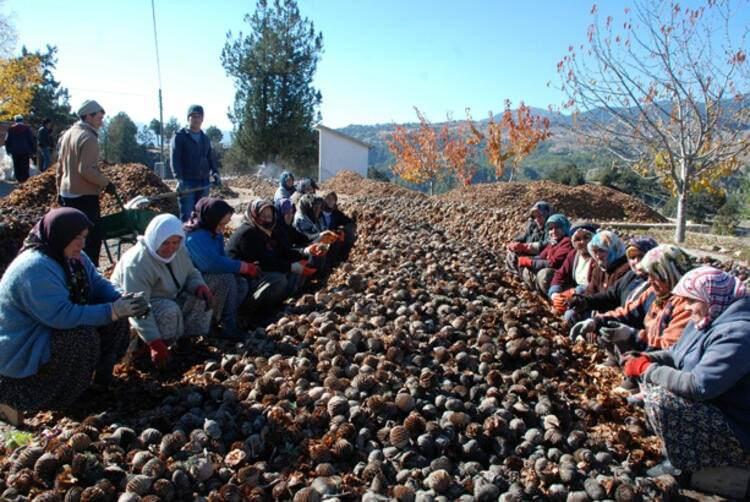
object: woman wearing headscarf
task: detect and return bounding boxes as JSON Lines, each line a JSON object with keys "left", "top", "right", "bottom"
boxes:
{"left": 0, "top": 208, "right": 144, "bottom": 420}
{"left": 548, "top": 221, "right": 598, "bottom": 315}
{"left": 623, "top": 267, "right": 750, "bottom": 477}
{"left": 505, "top": 200, "right": 553, "bottom": 274}
{"left": 320, "top": 190, "right": 356, "bottom": 262}
{"left": 518, "top": 214, "right": 573, "bottom": 295}
{"left": 226, "top": 199, "right": 313, "bottom": 311}
{"left": 567, "top": 236, "right": 658, "bottom": 316}
{"left": 184, "top": 198, "right": 261, "bottom": 339}
{"left": 276, "top": 198, "right": 313, "bottom": 251}
{"left": 273, "top": 171, "right": 295, "bottom": 204}
{"left": 293, "top": 194, "right": 342, "bottom": 274}
{"left": 572, "top": 245, "right": 694, "bottom": 375}
{"left": 111, "top": 214, "right": 214, "bottom": 368}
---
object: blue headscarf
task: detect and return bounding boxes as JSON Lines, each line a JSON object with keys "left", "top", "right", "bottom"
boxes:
{"left": 544, "top": 214, "right": 571, "bottom": 237}
{"left": 279, "top": 171, "right": 295, "bottom": 190}
{"left": 275, "top": 197, "right": 295, "bottom": 224}
{"left": 588, "top": 230, "right": 625, "bottom": 267}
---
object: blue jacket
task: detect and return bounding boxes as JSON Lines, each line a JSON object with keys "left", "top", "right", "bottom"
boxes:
{"left": 170, "top": 128, "right": 216, "bottom": 181}
{"left": 0, "top": 250, "right": 120, "bottom": 378}
{"left": 644, "top": 296, "right": 750, "bottom": 450}
{"left": 185, "top": 229, "right": 242, "bottom": 275}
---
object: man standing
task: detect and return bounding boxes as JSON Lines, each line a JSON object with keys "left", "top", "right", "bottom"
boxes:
{"left": 171, "top": 104, "right": 219, "bottom": 221}
{"left": 37, "top": 118, "right": 53, "bottom": 172}
{"left": 4, "top": 115, "right": 36, "bottom": 183}
{"left": 57, "top": 100, "right": 115, "bottom": 266}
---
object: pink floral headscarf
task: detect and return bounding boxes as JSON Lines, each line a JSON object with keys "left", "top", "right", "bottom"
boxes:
{"left": 672, "top": 266, "right": 748, "bottom": 330}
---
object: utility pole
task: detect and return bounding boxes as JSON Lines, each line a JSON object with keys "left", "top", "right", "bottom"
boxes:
{"left": 151, "top": 0, "right": 165, "bottom": 170}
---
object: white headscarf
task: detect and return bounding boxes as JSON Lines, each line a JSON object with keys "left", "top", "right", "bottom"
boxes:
{"left": 140, "top": 213, "right": 185, "bottom": 264}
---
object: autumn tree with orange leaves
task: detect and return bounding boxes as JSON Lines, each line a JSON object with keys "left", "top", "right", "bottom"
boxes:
{"left": 388, "top": 103, "right": 550, "bottom": 192}
{"left": 469, "top": 101, "right": 551, "bottom": 182}
{"left": 558, "top": 0, "right": 750, "bottom": 242}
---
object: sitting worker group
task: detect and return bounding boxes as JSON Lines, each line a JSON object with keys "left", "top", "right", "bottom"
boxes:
{"left": 506, "top": 200, "right": 750, "bottom": 479}
{"left": 0, "top": 169, "right": 356, "bottom": 421}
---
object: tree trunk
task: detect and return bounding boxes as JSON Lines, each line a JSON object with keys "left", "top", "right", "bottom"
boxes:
{"left": 675, "top": 188, "right": 687, "bottom": 243}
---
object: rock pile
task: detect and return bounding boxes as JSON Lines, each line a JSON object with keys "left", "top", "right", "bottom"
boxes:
{"left": 0, "top": 177, "right": 684, "bottom": 501}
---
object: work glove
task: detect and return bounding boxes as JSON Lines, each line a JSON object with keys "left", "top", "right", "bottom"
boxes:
{"left": 335, "top": 230, "right": 345, "bottom": 242}
{"left": 551, "top": 289, "right": 575, "bottom": 314}
{"left": 112, "top": 293, "right": 149, "bottom": 320}
{"left": 319, "top": 230, "right": 339, "bottom": 245}
{"left": 517, "top": 256, "right": 534, "bottom": 268}
{"left": 302, "top": 265, "right": 317, "bottom": 277}
{"left": 619, "top": 350, "right": 644, "bottom": 365}
{"left": 567, "top": 294, "right": 588, "bottom": 311}
{"left": 305, "top": 243, "right": 328, "bottom": 257}
{"left": 194, "top": 285, "right": 214, "bottom": 305}
{"left": 210, "top": 172, "right": 222, "bottom": 186}
{"left": 623, "top": 355, "right": 651, "bottom": 378}
{"left": 599, "top": 321, "right": 637, "bottom": 344}
{"left": 104, "top": 182, "right": 117, "bottom": 196}
{"left": 569, "top": 318, "right": 597, "bottom": 341}
{"left": 149, "top": 340, "right": 170, "bottom": 369}
{"left": 239, "top": 261, "right": 260, "bottom": 278}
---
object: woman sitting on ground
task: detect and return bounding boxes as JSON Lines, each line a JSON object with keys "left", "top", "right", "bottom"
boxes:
{"left": 505, "top": 200, "right": 553, "bottom": 274}
{"left": 227, "top": 199, "right": 315, "bottom": 310}
{"left": 568, "top": 236, "right": 658, "bottom": 316}
{"left": 111, "top": 214, "right": 214, "bottom": 368}
{"left": 623, "top": 266, "right": 750, "bottom": 476}
{"left": 562, "top": 230, "right": 630, "bottom": 322}
{"left": 320, "top": 190, "right": 356, "bottom": 262}
{"left": 547, "top": 221, "right": 598, "bottom": 316}
{"left": 184, "top": 198, "right": 261, "bottom": 339}
{"left": 571, "top": 245, "right": 694, "bottom": 380}
{"left": 273, "top": 171, "right": 295, "bottom": 204}
{"left": 0, "top": 208, "right": 147, "bottom": 419}
{"left": 293, "top": 194, "right": 343, "bottom": 274}
{"left": 518, "top": 213, "right": 573, "bottom": 295}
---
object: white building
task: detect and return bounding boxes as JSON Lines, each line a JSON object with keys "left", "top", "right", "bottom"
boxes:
{"left": 315, "top": 124, "right": 370, "bottom": 182}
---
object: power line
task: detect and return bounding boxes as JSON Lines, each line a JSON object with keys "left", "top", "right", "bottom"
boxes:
{"left": 151, "top": 0, "right": 165, "bottom": 168}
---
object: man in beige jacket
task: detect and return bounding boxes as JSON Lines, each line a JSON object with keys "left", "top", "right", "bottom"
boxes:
{"left": 57, "top": 99, "right": 115, "bottom": 266}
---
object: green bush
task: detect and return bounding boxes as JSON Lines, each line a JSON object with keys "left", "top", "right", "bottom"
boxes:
{"left": 712, "top": 197, "right": 741, "bottom": 235}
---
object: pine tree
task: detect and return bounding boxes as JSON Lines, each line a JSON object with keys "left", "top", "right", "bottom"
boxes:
{"left": 221, "top": 0, "right": 323, "bottom": 171}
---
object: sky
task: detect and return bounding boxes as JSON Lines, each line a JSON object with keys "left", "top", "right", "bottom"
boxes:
{"left": 6, "top": 0, "right": 744, "bottom": 133}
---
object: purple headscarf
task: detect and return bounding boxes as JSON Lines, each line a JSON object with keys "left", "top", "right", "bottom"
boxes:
{"left": 183, "top": 197, "right": 234, "bottom": 234}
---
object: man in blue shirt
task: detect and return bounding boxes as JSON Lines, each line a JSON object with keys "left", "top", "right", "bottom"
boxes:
{"left": 170, "top": 105, "right": 220, "bottom": 221}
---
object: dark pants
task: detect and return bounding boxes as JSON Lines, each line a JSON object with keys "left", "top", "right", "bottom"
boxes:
{"left": 177, "top": 178, "right": 210, "bottom": 222}
{"left": 39, "top": 147, "right": 51, "bottom": 172}
{"left": 60, "top": 195, "right": 102, "bottom": 266}
{"left": 11, "top": 154, "right": 30, "bottom": 183}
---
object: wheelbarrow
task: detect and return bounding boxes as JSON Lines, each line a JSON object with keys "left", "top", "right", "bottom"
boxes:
{"left": 99, "top": 184, "right": 210, "bottom": 263}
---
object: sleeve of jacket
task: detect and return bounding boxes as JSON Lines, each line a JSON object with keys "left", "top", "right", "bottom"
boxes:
{"left": 294, "top": 217, "right": 322, "bottom": 242}
{"left": 551, "top": 250, "right": 576, "bottom": 289}
{"left": 648, "top": 297, "right": 692, "bottom": 350}
{"left": 185, "top": 232, "right": 242, "bottom": 275}
{"left": 207, "top": 138, "right": 217, "bottom": 175}
{"left": 596, "top": 287, "right": 649, "bottom": 330}
{"left": 111, "top": 256, "right": 162, "bottom": 342}
{"left": 18, "top": 259, "right": 113, "bottom": 329}
{"left": 77, "top": 135, "right": 109, "bottom": 188}
{"left": 585, "top": 273, "right": 625, "bottom": 312}
{"left": 85, "top": 256, "right": 122, "bottom": 304}
{"left": 170, "top": 134, "right": 183, "bottom": 179}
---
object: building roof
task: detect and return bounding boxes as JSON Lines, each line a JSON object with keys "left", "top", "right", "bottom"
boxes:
{"left": 314, "top": 123, "right": 371, "bottom": 150}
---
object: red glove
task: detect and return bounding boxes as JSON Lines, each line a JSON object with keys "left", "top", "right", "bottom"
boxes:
{"left": 515, "top": 243, "right": 531, "bottom": 254}
{"left": 302, "top": 265, "right": 317, "bottom": 277}
{"left": 307, "top": 243, "right": 328, "bottom": 257}
{"left": 195, "top": 285, "right": 214, "bottom": 305}
{"left": 240, "top": 261, "right": 260, "bottom": 278}
{"left": 518, "top": 256, "right": 533, "bottom": 268}
{"left": 623, "top": 355, "right": 651, "bottom": 377}
{"left": 149, "top": 340, "right": 170, "bottom": 369}
{"left": 552, "top": 295, "right": 567, "bottom": 314}
{"left": 335, "top": 230, "right": 345, "bottom": 242}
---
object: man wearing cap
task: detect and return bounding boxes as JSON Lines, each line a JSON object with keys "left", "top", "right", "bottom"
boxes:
{"left": 170, "top": 104, "right": 219, "bottom": 221}
{"left": 57, "top": 99, "right": 115, "bottom": 266}
{"left": 4, "top": 115, "right": 36, "bottom": 183}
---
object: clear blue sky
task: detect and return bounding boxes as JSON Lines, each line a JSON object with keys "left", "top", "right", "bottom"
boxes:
{"left": 2, "top": 1, "right": 713, "bottom": 132}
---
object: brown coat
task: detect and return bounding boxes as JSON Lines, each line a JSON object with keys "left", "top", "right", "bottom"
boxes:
{"left": 57, "top": 121, "right": 109, "bottom": 196}
{"left": 585, "top": 255, "right": 630, "bottom": 297}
